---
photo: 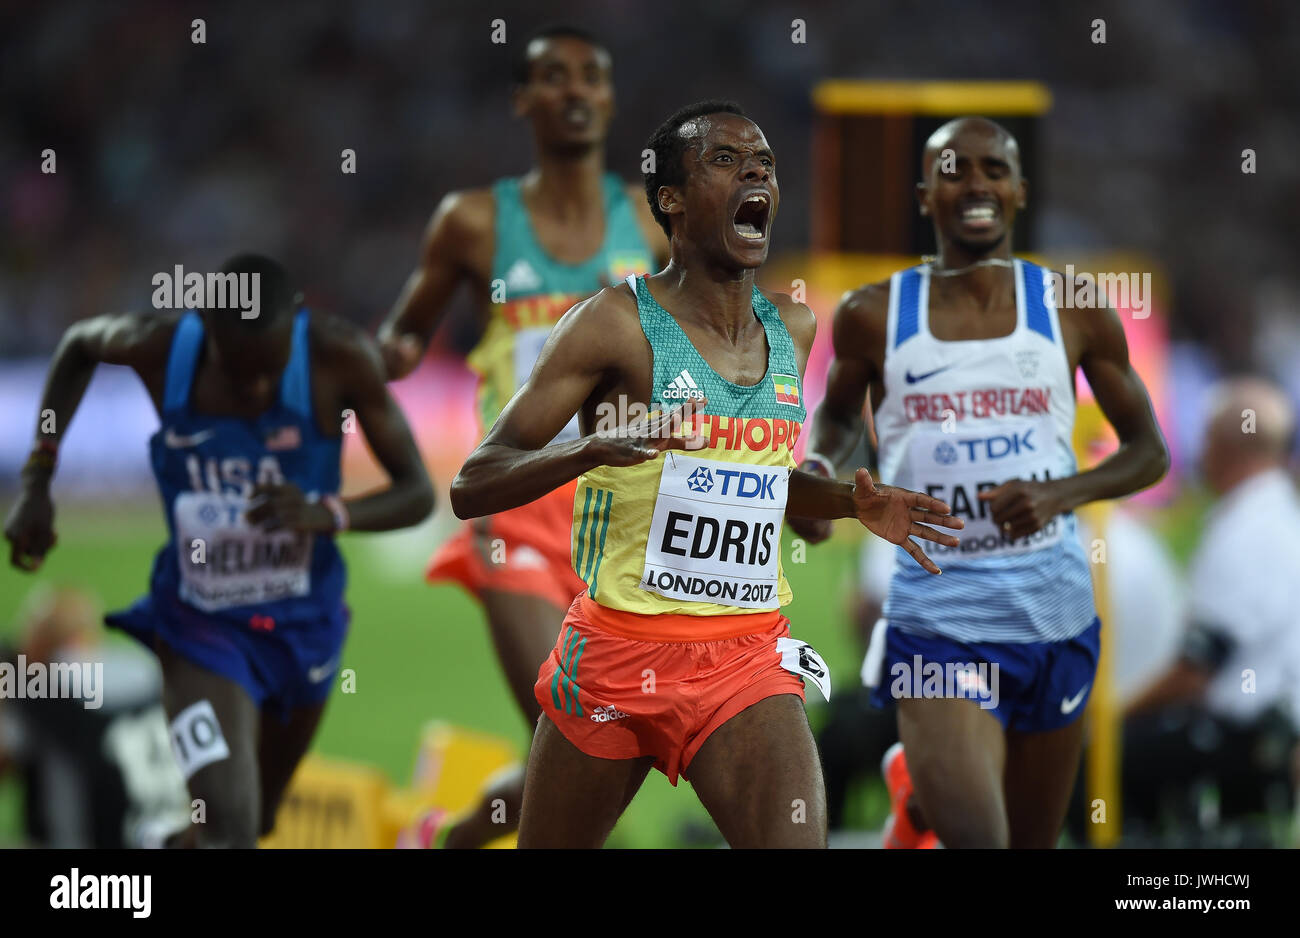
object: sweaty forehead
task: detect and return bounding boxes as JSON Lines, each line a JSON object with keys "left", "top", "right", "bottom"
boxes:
{"left": 679, "top": 114, "right": 766, "bottom": 151}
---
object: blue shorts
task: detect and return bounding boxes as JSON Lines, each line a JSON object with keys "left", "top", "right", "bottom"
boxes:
{"left": 863, "top": 618, "right": 1101, "bottom": 733}
{"left": 106, "top": 593, "right": 349, "bottom": 721}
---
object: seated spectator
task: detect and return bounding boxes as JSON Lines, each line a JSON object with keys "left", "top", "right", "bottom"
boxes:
{"left": 1121, "top": 377, "right": 1300, "bottom": 842}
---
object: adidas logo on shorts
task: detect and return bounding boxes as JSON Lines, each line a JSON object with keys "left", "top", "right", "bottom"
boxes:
{"left": 589, "top": 705, "right": 629, "bottom": 723}
{"left": 662, "top": 369, "right": 705, "bottom": 401}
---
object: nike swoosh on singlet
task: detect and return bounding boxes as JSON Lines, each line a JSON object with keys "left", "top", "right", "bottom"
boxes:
{"left": 904, "top": 364, "right": 959, "bottom": 384}
{"left": 163, "top": 428, "right": 217, "bottom": 448}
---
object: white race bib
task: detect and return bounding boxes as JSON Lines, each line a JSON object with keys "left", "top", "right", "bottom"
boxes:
{"left": 641, "top": 453, "right": 788, "bottom": 609}
{"left": 514, "top": 327, "right": 579, "bottom": 443}
{"left": 906, "top": 415, "right": 1064, "bottom": 560}
{"left": 174, "top": 491, "right": 313, "bottom": 612}
{"left": 168, "top": 699, "right": 230, "bottom": 780}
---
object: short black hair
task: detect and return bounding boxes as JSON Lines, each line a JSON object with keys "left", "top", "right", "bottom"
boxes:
{"left": 511, "top": 24, "right": 608, "bottom": 86}
{"left": 205, "top": 253, "right": 295, "bottom": 329}
{"left": 643, "top": 100, "right": 747, "bottom": 238}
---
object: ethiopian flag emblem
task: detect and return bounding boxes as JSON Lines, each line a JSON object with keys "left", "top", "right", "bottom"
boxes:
{"left": 772, "top": 374, "right": 801, "bottom": 406}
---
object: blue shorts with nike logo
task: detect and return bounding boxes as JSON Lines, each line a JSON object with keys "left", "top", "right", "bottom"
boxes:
{"left": 107, "top": 592, "right": 349, "bottom": 722}
{"left": 863, "top": 618, "right": 1101, "bottom": 733}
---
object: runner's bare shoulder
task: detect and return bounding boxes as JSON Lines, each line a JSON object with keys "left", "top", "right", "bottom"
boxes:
{"left": 82, "top": 309, "right": 182, "bottom": 372}
{"left": 546, "top": 281, "right": 644, "bottom": 369}
{"left": 435, "top": 187, "right": 493, "bottom": 237}
{"left": 761, "top": 289, "right": 817, "bottom": 346}
{"left": 834, "top": 279, "right": 891, "bottom": 363}
{"left": 309, "top": 311, "right": 385, "bottom": 378}
{"left": 423, "top": 187, "right": 495, "bottom": 270}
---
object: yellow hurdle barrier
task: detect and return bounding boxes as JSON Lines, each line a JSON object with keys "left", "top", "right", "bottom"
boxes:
{"left": 259, "top": 721, "right": 520, "bottom": 849}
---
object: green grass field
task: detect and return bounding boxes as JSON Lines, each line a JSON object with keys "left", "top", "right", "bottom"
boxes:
{"left": 0, "top": 500, "right": 880, "bottom": 848}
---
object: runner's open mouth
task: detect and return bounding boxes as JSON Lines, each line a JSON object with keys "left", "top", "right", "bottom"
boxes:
{"left": 733, "top": 194, "right": 770, "bottom": 240}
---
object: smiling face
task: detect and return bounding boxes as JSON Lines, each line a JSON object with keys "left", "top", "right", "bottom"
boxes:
{"left": 917, "top": 118, "right": 1026, "bottom": 258}
{"left": 661, "top": 113, "right": 778, "bottom": 268}
{"left": 513, "top": 36, "right": 614, "bottom": 152}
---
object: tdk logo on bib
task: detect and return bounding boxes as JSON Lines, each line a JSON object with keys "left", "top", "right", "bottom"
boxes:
{"left": 938, "top": 430, "right": 1036, "bottom": 464}
{"left": 686, "top": 466, "right": 777, "bottom": 499}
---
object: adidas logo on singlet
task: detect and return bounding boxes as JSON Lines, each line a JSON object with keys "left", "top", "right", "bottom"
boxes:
{"left": 662, "top": 369, "right": 705, "bottom": 401}
{"left": 503, "top": 258, "right": 542, "bottom": 293}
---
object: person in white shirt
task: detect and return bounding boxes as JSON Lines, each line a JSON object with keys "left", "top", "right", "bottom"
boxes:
{"left": 1122, "top": 376, "right": 1300, "bottom": 839}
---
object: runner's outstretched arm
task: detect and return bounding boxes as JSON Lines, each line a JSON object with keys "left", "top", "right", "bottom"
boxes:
{"left": 450, "top": 290, "right": 703, "bottom": 520}
{"left": 4, "top": 312, "right": 172, "bottom": 570}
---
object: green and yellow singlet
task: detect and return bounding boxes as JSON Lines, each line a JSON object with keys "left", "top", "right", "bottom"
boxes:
{"left": 467, "top": 174, "right": 653, "bottom": 441}
{"left": 572, "top": 275, "right": 808, "bottom": 621}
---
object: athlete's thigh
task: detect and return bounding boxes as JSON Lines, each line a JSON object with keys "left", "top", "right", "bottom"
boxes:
{"left": 897, "top": 696, "right": 1008, "bottom": 848}
{"left": 480, "top": 589, "right": 569, "bottom": 726}
{"left": 257, "top": 700, "right": 328, "bottom": 836}
{"left": 687, "top": 694, "right": 827, "bottom": 848}
{"left": 155, "top": 639, "right": 261, "bottom": 847}
{"left": 517, "top": 713, "right": 653, "bottom": 849}
{"left": 1003, "top": 716, "right": 1086, "bottom": 848}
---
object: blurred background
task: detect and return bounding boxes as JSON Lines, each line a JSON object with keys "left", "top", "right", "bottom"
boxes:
{"left": 2, "top": 0, "right": 1298, "bottom": 847}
